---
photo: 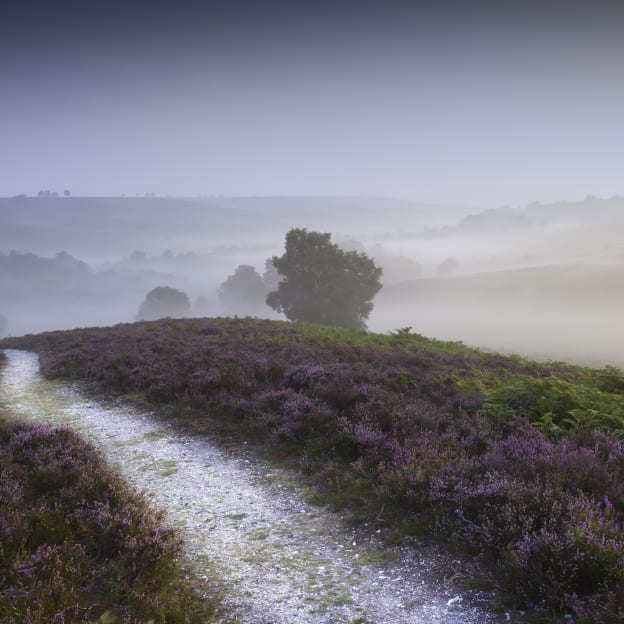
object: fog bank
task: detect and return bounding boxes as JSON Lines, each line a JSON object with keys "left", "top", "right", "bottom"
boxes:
{"left": 1, "top": 194, "right": 623, "bottom": 368}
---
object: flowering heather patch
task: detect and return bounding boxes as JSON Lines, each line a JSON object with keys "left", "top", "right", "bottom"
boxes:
{"left": 3, "top": 317, "right": 624, "bottom": 622}
{"left": 0, "top": 415, "right": 217, "bottom": 623}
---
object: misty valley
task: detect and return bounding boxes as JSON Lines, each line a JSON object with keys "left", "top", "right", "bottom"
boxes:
{"left": 2, "top": 194, "right": 624, "bottom": 624}
{"left": 1, "top": 194, "right": 623, "bottom": 368}
{"left": 4, "top": 2, "right": 624, "bottom": 622}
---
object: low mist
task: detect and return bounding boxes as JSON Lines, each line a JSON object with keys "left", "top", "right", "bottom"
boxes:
{"left": 3, "top": 3, "right": 623, "bottom": 367}
{"left": 1, "top": 194, "right": 623, "bottom": 368}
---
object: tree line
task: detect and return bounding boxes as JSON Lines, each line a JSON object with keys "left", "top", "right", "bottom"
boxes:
{"left": 137, "top": 228, "right": 383, "bottom": 329}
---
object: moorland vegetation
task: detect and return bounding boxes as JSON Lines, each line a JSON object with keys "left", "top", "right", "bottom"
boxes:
{"left": 3, "top": 318, "right": 624, "bottom": 623}
{"left": 0, "top": 351, "right": 218, "bottom": 624}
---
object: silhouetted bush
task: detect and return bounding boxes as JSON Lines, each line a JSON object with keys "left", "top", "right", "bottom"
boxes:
{"left": 218, "top": 264, "right": 268, "bottom": 315}
{"left": 137, "top": 286, "right": 191, "bottom": 321}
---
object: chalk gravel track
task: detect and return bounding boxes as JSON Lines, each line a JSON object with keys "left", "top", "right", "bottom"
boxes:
{"left": 0, "top": 349, "right": 504, "bottom": 624}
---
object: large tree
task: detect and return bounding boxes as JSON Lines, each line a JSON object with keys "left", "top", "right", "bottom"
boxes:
{"left": 137, "top": 286, "right": 191, "bottom": 321}
{"left": 267, "top": 228, "right": 382, "bottom": 329}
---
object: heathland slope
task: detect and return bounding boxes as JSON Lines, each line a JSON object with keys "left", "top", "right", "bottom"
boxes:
{"left": 3, "top": 318, "right": 624, "bottom": 623}
{"left": 0, "top": 352, "right": 218, "bottom": 623}
{"left": 0, "top": 349, "right": 496, "bottom": 624}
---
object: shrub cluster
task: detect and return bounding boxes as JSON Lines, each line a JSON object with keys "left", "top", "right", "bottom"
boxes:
{"left": 0, "top": 416, "right": 217, "bottom": 623}
{"left": 3, "top": 317, "right": 624, "bottom": 622}
{"left": 482, "top": 371, "right": 624, "bottom": 437}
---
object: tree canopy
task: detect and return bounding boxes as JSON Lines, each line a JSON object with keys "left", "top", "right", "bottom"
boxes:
{"left": 266, "top": 228, "right": 382, "bottom": 329}
{"left": 137, "top": 286, "right": 191, "bottom": 321}
{"left": 262, "top": 257, "right": 281, "bottom": 292}
{"left": 218, "top": 265, "right": 268, "bottom": 316}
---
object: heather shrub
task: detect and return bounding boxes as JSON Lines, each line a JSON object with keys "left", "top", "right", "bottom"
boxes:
{"left": 0, "top": 417, "right": 217, "bottom": 623}
{"left": 415, "top": 425, "right": 624, "bottom": 621}
{"left": 3, "top": 318, "right": 624, "bottom": 622}
{"left": 498, "top": 495, "right": 624, "bottom": 623}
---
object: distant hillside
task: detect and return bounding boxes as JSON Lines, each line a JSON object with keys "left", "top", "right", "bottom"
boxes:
{"left": 379, "top": 263, "right": 624, "bottom": 304}
{"left": 0, "top": 196, "right": 246, "bottom": 258}
{"left": 423, "top": 195, "right": 624, "bottom": 237}
{"left": 0, "top": 195, "right": 465, "bottom": 260}
{"left": 371, "top": 263, "right": 624, "bottom": 366}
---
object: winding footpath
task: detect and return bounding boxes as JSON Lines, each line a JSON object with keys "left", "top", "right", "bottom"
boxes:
{"left": 0, "top": 349, "right": 502, "bottom": 624}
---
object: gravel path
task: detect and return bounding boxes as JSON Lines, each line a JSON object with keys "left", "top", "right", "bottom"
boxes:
{"left": 0, "top": 349, "right": 503, "bottom": 624}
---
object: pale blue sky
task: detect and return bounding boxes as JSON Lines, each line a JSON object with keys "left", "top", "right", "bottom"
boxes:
{"left": 1, "top": 1, "right": 623, "bottom": 207}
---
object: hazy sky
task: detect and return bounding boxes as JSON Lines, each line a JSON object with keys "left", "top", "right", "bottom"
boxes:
{"left": 2, "top": 1, "right": 623, "bottom": 206}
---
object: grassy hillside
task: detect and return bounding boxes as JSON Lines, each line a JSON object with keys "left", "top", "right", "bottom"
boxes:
{"left": 3, "top": 318, "right": 624, "bottom": 623}
{"left": 0, "top": 195, "right": 453, "bottom": 260}
{"left": 372, "top": 264, "right": 624, "bottom": 367}
{"left": 379, "top": 264, "right": 624, "bottom": 304}
{"left": 426, "top": 195, "right": 624, "bottom": 237}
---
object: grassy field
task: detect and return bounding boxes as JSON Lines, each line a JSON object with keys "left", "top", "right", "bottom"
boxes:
{"left": 3, "top": 317, "right": 624, "bottom": 623}
{"left": 371, "top": 263, "right": 624, "bottom": 367}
